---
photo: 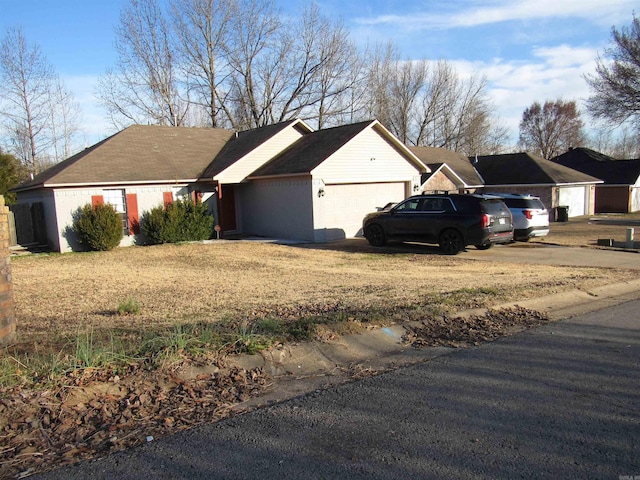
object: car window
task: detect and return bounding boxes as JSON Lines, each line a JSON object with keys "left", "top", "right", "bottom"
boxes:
{"left": 502, "top": 198, "right": 546, "bottom": 210}
{"left": 524, "top": 199, "right": 546, "bottom": 209}
{"left": 395, "top": 198, "right": 422, "bottom": 212}
{"left": 481, "top": 199, "right": 509, "bottom": 215}
{"left": 422, "top": 198, "right": 455, "bottom": 212}
{"left": 450, "top": 196, "right": 478, "bottom": 213}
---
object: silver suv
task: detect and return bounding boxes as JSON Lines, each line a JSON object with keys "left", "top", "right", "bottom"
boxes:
{"left": 484, "top": 193, "right": 549, "bottom": 241}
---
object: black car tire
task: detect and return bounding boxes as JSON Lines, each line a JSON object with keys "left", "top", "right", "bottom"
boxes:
{"left": 439, "top": 229, "right": 463, "bottom": 255}
{"left": 475, "top": 242, "right": 493, "bottom": 250}
{"left": 365, "top": 224, "right": 386, "bottom": 247}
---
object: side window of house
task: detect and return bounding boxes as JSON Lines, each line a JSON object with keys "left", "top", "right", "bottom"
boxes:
{"left": 103, "top": 189, "right": 128, "bottom": 236}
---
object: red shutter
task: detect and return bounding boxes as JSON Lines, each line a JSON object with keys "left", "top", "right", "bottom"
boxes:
{"left": 163, "top": 191, "right": 174, "bottom": 208}
{"left": 126, "top": 193, "right": 140, "bottom": 235}
{"left": 91, "top": 195, "right": 104, "bottom": 208}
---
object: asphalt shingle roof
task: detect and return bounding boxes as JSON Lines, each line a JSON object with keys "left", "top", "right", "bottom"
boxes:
{"left": 472, "top": 152, "right": 602, "bottom": 185}
{"left": 199, "top": 119, "right": 307, "bottom": 179}
{"left": 15, "top": 125, "right": 233, "bottom": 191}
{"left": 409, "top": 146, "right": 483, "bottom": 186}
{"left": 552, "top": 148, "right": 640, "bottom": 185}
{"left": 249, "top": 121, "right": 374, "bottom": 177}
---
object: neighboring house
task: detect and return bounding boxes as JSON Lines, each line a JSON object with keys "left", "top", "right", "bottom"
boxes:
{"left": 409, "top": 146, "right": 484, "bottom": 193}
{"left": 552, "top": 147, "right": 640, "bottom": 213}
{"left": 471, "top": 153, "right": 603, "bottom": 218}
{"left": 13, "top": 119, "right": 428, "bottom": 252}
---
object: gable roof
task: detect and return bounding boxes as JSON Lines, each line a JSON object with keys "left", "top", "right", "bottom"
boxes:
{"left": 552, "top": 147, "right": 640, "bottom": 185}
{"left": 410, "top": 146, "right": 483, "bottom": 186}
{"left": 15, "top": 125, "right": 233, "bottom": 191}
{"left": 249, "top": 120, "right": 426, "bottom": 178}
{"left": 472, "top": 152, "right": 602, "bottom": 186}
{"left": 198, "top": 119, "right": 312, "bottom": 180}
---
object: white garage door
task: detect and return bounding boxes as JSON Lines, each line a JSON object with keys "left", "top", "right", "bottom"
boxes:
{"left": 558, "top": 186, "right": 587, "bottom": 217}
{"left": 323, "top": 182, "right": 407, "bottom": 239}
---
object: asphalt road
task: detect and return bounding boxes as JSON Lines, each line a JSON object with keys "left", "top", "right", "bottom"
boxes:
{"left": 34, "top": 297, "right": 640, "bottom": 480}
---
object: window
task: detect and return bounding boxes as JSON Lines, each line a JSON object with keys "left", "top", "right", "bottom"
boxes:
{"left": 395, "top": 198, "right": 422, "bottom": 212}
{"left": 422, "top": 198, "right": 455, "bottom": 212}
{"left": 104, "top": 189, "right": 128, "bottom": 236}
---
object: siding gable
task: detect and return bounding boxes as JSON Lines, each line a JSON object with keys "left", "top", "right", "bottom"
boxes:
{"left": 215, "top": 125, "right": 307, "bottom": 184}
{"left": 311, "top": 127, "right": 421, "bottom": 183}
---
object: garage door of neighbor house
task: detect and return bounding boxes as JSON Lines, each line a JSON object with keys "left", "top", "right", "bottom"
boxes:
{"left": 324, "top": 182, "right": 407, "bottom": 238}
{"left": 558, "top": 186, "right": 586, "bottom": 217}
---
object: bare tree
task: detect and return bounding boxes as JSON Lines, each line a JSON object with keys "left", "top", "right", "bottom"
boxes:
{"left": 366, "top": 54, "right": 506, "bottom": 154}
{"left": 586, "top": 15, "right": 640, "bottom": 131}
{"left": 170, "top": 0, "right": 235, "bottom": 127}
{"left": 0, "top": 26, "right": 55, "bottom": 173}
{"left": 48, "top": 76, "right": 82, "bottom": 161}
{"left": 590, "top": 123, "right": 640, "bottom": 159}
{"left": 386, "top": 60, "right": 428, "bottom": 145}
{"left": 518, "top": 99, "right": 585, "bottom": 159}
{"left": 223, "top": 0, "right": 281, "bottom": 129}
{"left": 312, "top": 14, "right": 363, "bottom": 129}
{"left": 97, "top": 0, "right": 187, "bottom": 128}
{"left": 365, "top": 41, "right": 398, "bottom": 128}
{"left": 433, "top": 70, "right": 508, "bottom": 155}
{"left": 224, "top": 1, "right": 358, "bottom": 130}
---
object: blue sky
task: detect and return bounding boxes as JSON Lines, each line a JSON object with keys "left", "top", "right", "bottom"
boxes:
{"left": 1, "top": 0, "right": 637, "bottom": 148}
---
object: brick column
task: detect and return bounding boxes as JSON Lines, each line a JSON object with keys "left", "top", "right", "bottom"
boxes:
{"left": 0, "top": 196, "right": 15, "bottom": 347}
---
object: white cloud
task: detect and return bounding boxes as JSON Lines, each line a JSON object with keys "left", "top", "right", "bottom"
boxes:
{"left": 444, "top": 43, "right": 600, "bottom": 145}
{"left": 532, "top": 45, "right": 598, "bottom": 69}
{"left": 356, "top": 0, "right": 636, "bottom": 30}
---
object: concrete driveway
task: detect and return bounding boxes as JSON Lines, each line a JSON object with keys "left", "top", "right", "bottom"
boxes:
{"left": 463, "top": 242, "right": 640, "bottom": 269}
{"left": 301, "top": 237, "right": 640, "bottom": 270}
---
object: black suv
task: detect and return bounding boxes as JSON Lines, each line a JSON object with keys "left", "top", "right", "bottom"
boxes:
{"left": 362, "top": 194, "right": 513, "bottom": 254}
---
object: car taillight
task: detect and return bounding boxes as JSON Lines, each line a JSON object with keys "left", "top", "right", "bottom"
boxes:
{"left": 481, "top": 213, "right": 490, "bottom": 228}
{"left": 524, "top": 210, "right": 533, "bottom": 220}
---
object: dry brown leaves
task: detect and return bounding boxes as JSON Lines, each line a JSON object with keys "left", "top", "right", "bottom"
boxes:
{"left": 403, "top": 306, "right": 549, "bottom": 348}
{"left": 0, "top": 363, "right": 269, "bottom": 479}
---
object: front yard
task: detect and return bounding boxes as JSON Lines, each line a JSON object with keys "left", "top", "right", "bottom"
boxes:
{"left": 3, "top": 214, "right": 640, "bottom": 478}
{"left": 10, "top": 238, "right": 636, "bottom": 350}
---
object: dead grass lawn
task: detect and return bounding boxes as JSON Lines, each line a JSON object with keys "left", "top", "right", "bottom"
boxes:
{"left": 11, "top": 214, "right": 640, "bottom": 352}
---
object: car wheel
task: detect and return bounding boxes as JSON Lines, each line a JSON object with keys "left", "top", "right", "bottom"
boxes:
{"left": 365, "top": 224, "right": 386, "bottom": 247}
{"left": 475, "top": 242, "right": 493, "bottom": 250}
{"left": 439, "top": 229, "right": 463, "bottom": 254}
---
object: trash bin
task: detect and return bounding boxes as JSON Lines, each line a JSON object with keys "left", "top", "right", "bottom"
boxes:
{"left": 556, "top": 205, "right": 569, "bottom": 222}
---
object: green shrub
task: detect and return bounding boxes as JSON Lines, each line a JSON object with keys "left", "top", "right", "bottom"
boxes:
{"left": 73, "top": 203, "right": 123, "bottom": 251}
{"left": 141, "top": 198, "right": 214, "bottom": 244}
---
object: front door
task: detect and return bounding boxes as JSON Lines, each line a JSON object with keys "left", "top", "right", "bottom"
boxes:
{"left": 219, "top": 184, "right": 237, "bottom": 233}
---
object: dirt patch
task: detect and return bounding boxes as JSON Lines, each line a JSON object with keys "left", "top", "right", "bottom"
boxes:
{"left": 0, "top": 360, "right": 269, "bottom": 479}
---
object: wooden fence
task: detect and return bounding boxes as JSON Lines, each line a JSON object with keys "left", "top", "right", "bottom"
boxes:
{"left": 8, "top": 202, "right": 46, "bottom": 247}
